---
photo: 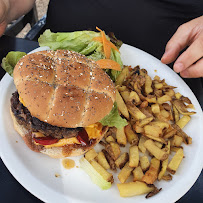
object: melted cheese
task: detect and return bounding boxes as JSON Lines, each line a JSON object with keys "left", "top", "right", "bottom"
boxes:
{"left": 34, "top": 123, "right": 103, "bottom": 148}
{"left": 19, "top": 96, "right": 26, "bottom": 107}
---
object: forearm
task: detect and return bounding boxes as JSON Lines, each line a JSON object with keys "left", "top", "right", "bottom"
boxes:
{"left": 5, "top": 0, "right": 36, "bottom": 23}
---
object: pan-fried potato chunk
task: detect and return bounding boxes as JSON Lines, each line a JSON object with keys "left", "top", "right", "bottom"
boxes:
{"left": 118, "top": 162, "right": 134, "bottom": 183}
{"left": 144, "top": 125, "right": 162, "bottom": 137}
{"left": 129, "top": 146, "right": 139, "bottom": 168}
{"left": 127, "top": 103, "right": 146, "bottom": 120}
{"left": 176, "top": 115, "right": 191, "bottom": 129}
{"left": 140, "top": 156, "right": 150, "bottom": 171}
{"left": 116, "top": 89, "right": 129, "bottom": 119}
{"left": 158, "top": 159, "right": 168, "bottom": 180}
{"left": 145, "top": 75, "right": 153, "bottom": 94}
{"left": 144, "top": 139, "right": 168, "bottom": 161}
{"left": 167, "top": 148, "right": 184, "bottom": 174}
{"left": 85, "top": 149, "right": 98, "bottom": 162}
{"left": 115, "top": 152, "right": 129, "bottom": 169}
{"left": 97, "top": 151, "right": 110, "bottom": 170}
{"left": 133, "top": 166, "right": 144, "bottom": 181}
{"left": 157, "top": 95, "right": 171, "bottom": 104}
{"left": 142, "top": 158, "right": 160, "bottom": 184}
{"left": 117, "top": 181, "right": 154, "bottom": 197}
{"left": 138, "top": 135, "right": 148, "bottom": 153}
{"left": 124, "top": 124, "right": 139, "bottom": 145}
{"left": 116, "top": 127, "right": 127, "bottom": 146}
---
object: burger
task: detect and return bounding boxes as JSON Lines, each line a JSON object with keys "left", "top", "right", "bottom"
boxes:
{"left": 10, "top": 49, "right": 116, "bottom": 158}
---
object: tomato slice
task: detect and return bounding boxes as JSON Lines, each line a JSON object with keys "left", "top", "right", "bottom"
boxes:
{"left": 77, "top": 129, "right": 90, "bottom": 146}
{"left": 33, "top": 136, "right": 59, "bottom": 145}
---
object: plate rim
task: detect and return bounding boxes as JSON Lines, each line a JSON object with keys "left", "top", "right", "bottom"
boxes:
{"left": 0, "top": 44, "right": 203, "bottom": 203}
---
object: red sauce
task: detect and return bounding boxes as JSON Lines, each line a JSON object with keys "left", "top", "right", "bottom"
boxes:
{"left": 33, "top": 136, "right": 59, "bottom": 145}
{"left": 76, "top": 129, "right": 90, "bottom": 146}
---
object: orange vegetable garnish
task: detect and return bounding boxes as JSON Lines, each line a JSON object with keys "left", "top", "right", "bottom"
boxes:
{"left": 95, "top": 27, "right": 120, "bottom": 59}
{"left": 96, "top": 59, "right": 121, "bottom": 71}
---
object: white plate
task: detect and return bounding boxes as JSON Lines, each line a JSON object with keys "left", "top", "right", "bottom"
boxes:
{"left": 0, "top": 44, "right": 203, "bottom": 203}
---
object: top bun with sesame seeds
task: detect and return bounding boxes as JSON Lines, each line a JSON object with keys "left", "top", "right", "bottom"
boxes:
{"left": 13, "top": 50, "right": 116, "bottom": 128}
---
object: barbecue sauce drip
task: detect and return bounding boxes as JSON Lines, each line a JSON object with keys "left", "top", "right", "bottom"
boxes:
{"left": 76, "top": 129, "right": 90, "bottom": 146}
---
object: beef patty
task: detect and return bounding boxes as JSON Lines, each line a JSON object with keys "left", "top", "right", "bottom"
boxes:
{"left": 10, "top": 91, "right": 82, "bottom": 139}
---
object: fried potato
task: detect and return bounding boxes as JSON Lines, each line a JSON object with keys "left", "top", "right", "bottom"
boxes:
{"left": 118, "top": 162, "right": 134, "bottom": 183}
{"left": 115, "top": 152, "right": 129, "bottom": 169}
{"left": 144, "top": 125, "right": 162, "bottom": 137}
{"left": 150, "top": 121, "right": 170, "bottom": 130}
{"left": 105, "top": 135, "right": 116, "bottom": 143}
{"left": 117, "top": 181, "right": 154, "bottom": 197}
{"left": 120, "top": 91, "right": 130, "bottom": 102}
{"left": 85, "top": 149, "right": 98, "bottom": 162}
{"left": 116, "top": 127, "right": 127, "bottom": 146}
{"left": 146, "top": 95, "right": 157, "bottom": 103}
{"left": 140, "top": 100, "right": 148, "bottom": 108}
{"left": 162, "top": 174, "right": 173, "bottom": 181}
{"left": 129, "top": 91, "right": 141, "bottom": 104}
{"left": 138, "top": 135, "right": 148, "bottom": 153}
{"left": 137, "top": 117, "right": 153, "bottom": 128}
{"left": 176, "top": 115, "right": 191, "bottom": 129}
{"left": 144, "top": 134, "right": 167, "bottom": 144}
{"left": 129, "top": 145, "right": 139, "bottom": 168}
{"left": 157, "top": 95, "right": 172, "bottom": 104}
{"left": 145, "top": 75, "right": 153, "bottom": 94}
{"left": 151, "top": 103, "right": 160, "bottom": 114}
{"left": 154, "top": 141, "right": 163, "bottom": 149}
{"left": 116, "top": 89, "right": 130, "bottom": 119}
{"left": 164, "top": 128, "right": 177, "bottom": 139}
{"left": 127, "top": 103, "right": 146, "bottom": 120}
{"left": 133, "top": 123, "right": 144, "bottom": 134}
{"left": 105, "top": 142, "right": 121, "bottom": 161}
{"left": 173, "top": 100, "right": 196, "bottom": 115}
{"left": 158, "top": 159, "right": 168, "bottom": 180}
{"left": 140, "top": 156, "right": 150, "bottom": 171}
{"left": 144, "top": 139, "right": 168, "bottom": 161}
{"left": 172, "top": 124, "right": 192, "bottom": 145}
{"left": 124, "top": 124, "right": 139, "bottom": 145}
{"left": 173, "top": 105, "right": 180, "bottom": 122}
{"left": 116, "top": 66, "right": 130, "bottom": 85}
{"left": 102, "top": 149, "right": 117, "bottom": 171}
{"left": 170, "top": 146, "right": 183, "bottom": 153}
{"left": 167, "top": 148, "right": 184, "bottom": 174}
{"left": 171, "top": 135, "right": 183, "bottom": 147}
{"left": 97, "top": 151, "right": 110, "bottom": 170}
{"left": 133, "top": 166, "right": 144, "bottom": 181}
{"left": 142, "top": 158, "right": 160, "bottom": 184}
{"left": 90, "top": 160, "right": 113, "bottom": 183}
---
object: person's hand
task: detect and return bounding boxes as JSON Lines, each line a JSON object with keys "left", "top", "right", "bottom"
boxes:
{"left": 161, "top": 16, "right": 203, "bottom": 78}
{"left": 0, "top": 0, "right": 35, "bottom": 37}
{"left": 0, "top": 0, "right": 9, "bottom": 36}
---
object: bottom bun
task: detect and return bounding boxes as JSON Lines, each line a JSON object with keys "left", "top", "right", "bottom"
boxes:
{"left": 10, "top": 109, "right": 108, "bottom": 158}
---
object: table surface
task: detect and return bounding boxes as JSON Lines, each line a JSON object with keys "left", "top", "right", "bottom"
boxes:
{"left": 0, "top": 35, "right": 202, "bottom": 203}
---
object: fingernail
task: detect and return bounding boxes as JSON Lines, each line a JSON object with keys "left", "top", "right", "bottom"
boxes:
{"left": 174, "top": 62, "right": 184, "bottom": 73}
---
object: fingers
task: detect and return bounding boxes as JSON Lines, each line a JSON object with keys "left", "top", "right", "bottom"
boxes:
{"left": 180, "top": 58, "right": 203, "bottom": 78}
{"left": 173, "top": 37, "right": 203, "bottom": 73}
{"left": 161, "top": 23, "right": 192, "bottom": 64}
{"left": 0, "top": 21, "right": 7, "bottom": 37}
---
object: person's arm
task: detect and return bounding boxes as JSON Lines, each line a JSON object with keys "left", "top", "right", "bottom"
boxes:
{"left": 161, "top": 16, "right": 203, "bottom": 78}
{"left": 0, "top": 0, "right": 35, "bottom": 36}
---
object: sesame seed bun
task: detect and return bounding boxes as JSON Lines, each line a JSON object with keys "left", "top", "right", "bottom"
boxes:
{"left": 13, "top": 50, "right": 116, "bottom": 128}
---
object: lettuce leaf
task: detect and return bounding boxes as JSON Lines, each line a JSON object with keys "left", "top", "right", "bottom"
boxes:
{"left": 99, "top": 102, "right": 128, "bottom": 129}
{"left": 1, "top": 51, "right": 26, "bottom": 76}
{"left": 38, "top": 29, "right": 122, "bottom": 81}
